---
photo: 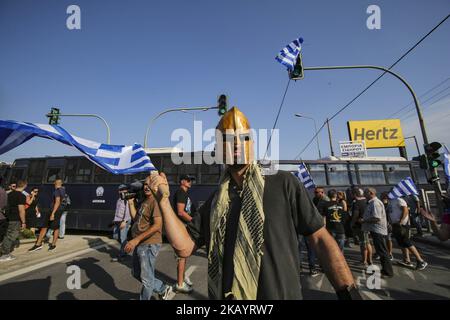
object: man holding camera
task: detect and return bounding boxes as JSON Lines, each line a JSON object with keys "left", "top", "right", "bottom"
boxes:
{"left": 111, "top": 184, "right": 131, "bottom": 262}
{"left": 147, "top": 107, "right": 360, "bottom": 300}
{"left": 124, "top": 177, "right": 172, "bottom": 300}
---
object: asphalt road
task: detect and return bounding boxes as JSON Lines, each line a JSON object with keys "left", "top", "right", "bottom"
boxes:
{"left": 0, "top": 236, "right": 448, "bottom": 300}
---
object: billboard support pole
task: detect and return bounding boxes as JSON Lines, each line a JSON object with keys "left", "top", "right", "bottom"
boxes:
{"left": 304, "top": 65, "right": 443, "bottom": 213}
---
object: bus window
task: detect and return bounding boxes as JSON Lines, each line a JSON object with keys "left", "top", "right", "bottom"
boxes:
{"left": 64, "top": 159, "right": 78, "bottom": 183}
{"left": 10, "top": 168, "right": 25, "bottom": 182}
{"left": 412, "top": 167, "right": 428, "bottom": 185}
{"left": 327, "top": 164, "right": 350, "bottom": 186}
{"left": 200, "top": 164, "right": 220, "bottom": 184}
{"left": 349, "top": 164, "right": 358, "bottom": 185}
{"left": 308, "top": 164, "right": 327, "bottom": 186}
{"left": 94, "top": 166, "right": 125, "bottom": 184}
{"left": 28, "top": 160, "right": 45, "bottom": 184}
{"left": 74, "top": 159, "right": 93, "bottom": 183}
{"left": 161, "top": 156, "right": 178, "bottom": 185}
{"left": 385, "top": 164, "right": 411, "bottom": 184}
{"left": 46, "top": 168, "right": 62, "bottom": 183}
{"left": 149, "top": 156, "right": 162, "bottom": 171}
{"left": 178, "top": 163, "right": 198, "bottom": 182}
{"left": 358, "top": 164, "right": 385, "bottom": 185}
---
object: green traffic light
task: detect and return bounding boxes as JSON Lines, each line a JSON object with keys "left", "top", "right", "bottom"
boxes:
{"left": 430, "top": 160, "right": 441, "bottom": 168}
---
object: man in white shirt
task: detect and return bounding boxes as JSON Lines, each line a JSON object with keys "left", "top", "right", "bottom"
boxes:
{"left": 388, "top": 197, "right": 428, "bottom": 270}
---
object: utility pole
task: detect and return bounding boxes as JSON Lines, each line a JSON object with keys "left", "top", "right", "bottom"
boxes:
{"left": 326, "top": 118, "right": 335, "bottom": 157}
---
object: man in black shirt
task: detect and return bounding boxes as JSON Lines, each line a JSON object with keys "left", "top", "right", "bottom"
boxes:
{"left": 0, "top": 179, "right": 27, "bottom": 262}
{"left": 148, "top": 107, "right": 359, "bottom": 300}
{"left": 350, "top": 187, "right": 373, "bottom": 267}
{"left": 321, "top": 189, "right": 346, "bottom": 252}
{"left": 172, "top": 174, "right": 196, "bottom": 294}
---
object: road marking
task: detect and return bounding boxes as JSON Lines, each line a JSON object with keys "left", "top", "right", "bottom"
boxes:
{"left": 0, "top": 240, "right": 117, "bottom": 283}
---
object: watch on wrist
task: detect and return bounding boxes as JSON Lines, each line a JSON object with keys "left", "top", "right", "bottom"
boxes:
{"left": 336, "top": 284, "right": 363, "bottom": 300}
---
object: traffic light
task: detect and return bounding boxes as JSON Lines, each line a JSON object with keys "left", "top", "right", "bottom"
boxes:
{"left": 289, "top": 52, "right": 304, "bottom": 80}
{"left": 217, "top": 94, "right": 227, "bottom": 116}
{"left": 424, "top": 141, "right": 442, "bottom": 168}
{"left": 415, "top": 154, "right": 429, "bottom": 170}
{"left": 47, "top": 107, "right": 61, "bottom": 125}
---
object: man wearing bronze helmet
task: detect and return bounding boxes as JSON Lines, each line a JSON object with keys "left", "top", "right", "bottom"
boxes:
{"left": 149, "top": 107, "right": 361, "bottom": 300}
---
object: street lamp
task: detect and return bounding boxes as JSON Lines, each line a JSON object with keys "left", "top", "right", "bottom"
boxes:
{"left": 144, "top": 106, "right": 217, "bottom": 149}
{"left": 294, "top": 113, "right": 322, "bottom": 159}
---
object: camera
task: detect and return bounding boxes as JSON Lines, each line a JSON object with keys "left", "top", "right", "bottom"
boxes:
{"left": 119, "top": 180, "right": 145, "bottom": 201}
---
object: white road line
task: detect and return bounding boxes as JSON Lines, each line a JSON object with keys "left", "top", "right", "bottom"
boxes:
{"left": 0, "top": 240, "right": 118, "bottom": 283}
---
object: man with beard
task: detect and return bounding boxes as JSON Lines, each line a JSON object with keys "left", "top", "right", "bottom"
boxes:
{"left": 148, "top": 107, "right": 360, "bottom": 300}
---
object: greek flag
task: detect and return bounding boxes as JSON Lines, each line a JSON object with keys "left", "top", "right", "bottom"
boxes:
{"left": 0, "top": 120, "right": 155, "bottom": 175}
{"left": 275, "top": 38, "right": 302, "bottom": 71}
{"left": 388, "top": 177, "right": 419, "bottom": 199}
{"left": 294, "top": 163, "right": 315, "bottom": 190}
{"left": 444, "top": 146, "right": 450, "bottom": 183}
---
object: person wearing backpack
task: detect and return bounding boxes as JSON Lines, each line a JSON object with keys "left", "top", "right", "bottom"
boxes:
{"left": 58, "top": 187, "right": 71, "bottom": 239}
{"left": 29, "top": 178, "right": 67, "bottom": 252}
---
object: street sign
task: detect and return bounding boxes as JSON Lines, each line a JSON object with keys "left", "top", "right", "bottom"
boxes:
{"left": 339, "top": 141, "right": 367, "bottom": 158}
{"left": 347, "top": 119, "right": 405, "bottom": 148}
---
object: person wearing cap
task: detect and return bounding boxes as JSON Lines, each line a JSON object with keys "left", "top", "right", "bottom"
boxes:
{"left": 172, "top": 174, "right": 196, "bottom": 294}
{"left": 148, "top": 107, "right": 359, "bottom": 300}
{"left": 111, "top": 184, "right": 131, "bottom": 262}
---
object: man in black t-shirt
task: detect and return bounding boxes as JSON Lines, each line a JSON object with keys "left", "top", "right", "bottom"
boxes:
{"left": 0, "top": 179, "right": 27, "bottom": 262}
{"left": 321, "top": 189, "right": 346, "bottom": 252}
{"left": 350, "top": 187, "right": 373, "bottom": 266}
{"left": 147, "top": 107, "right": 360, "bottom": 300}
{"left": 29, "top": 179, "right": 66, "bottom": 252}
{"left": 172, "top": 174, "right": 196, "bottom": 294}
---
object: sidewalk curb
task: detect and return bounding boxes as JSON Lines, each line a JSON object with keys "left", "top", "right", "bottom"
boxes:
{"left": 413, "top": 236, "right": 450, "bottom": 251}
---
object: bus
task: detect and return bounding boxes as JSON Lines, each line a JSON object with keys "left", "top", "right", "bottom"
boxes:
{"left": 3, "top": 152, "right": 447, "bottom": 231}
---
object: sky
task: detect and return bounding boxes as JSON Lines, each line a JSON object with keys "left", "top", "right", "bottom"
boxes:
{"left": 1, "top": 0, "right": 450, "bottom": 163}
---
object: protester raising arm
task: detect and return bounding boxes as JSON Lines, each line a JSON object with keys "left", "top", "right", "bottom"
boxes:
{"left": 149, "top": 172, "right": 195, "bottom": 258}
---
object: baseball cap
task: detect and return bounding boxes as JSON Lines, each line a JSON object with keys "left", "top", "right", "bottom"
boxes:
{"left": 118, "top": 184, "right": 128, "bottom": 191}
{"left": 179, "top": 175, "right": 196, "bottom": 182}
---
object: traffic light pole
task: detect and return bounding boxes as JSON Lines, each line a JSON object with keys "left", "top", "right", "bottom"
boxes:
{"left": 144, "top": 106, "right": 219, "bottom": 149}
{"left": 303, "top": 64, "right": 444, "bottom": 213}
{"left": 46, "top": 113, "right": 111, "bottom": 144}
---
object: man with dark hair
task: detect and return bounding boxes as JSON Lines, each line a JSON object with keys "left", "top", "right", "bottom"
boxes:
{"left": 361, "top": 187, "right": 394, "bottom": 277}
{"left": 172, "top": 174, "right": 196, "bottom": 294}
{"left": 351, "top": 187, "right": 373, "bottom": 267}
{"left": 148, "top": 107, "right": 360, "bottom": 300}
{"left": 0, "top": 179, "right": 27, "bottom": 262}
{"left": 29, "top": 178, "right": 66, "bottom": 252}
{"left": 321, "top": 189, "right": 347, "bottom": 252}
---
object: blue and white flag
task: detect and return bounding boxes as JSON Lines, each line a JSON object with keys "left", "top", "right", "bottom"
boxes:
{"left": 388, "top": 177, "right": 419, "bottom": 199}
{"left": 294, "top": 163, "right": 315, "bottom": 190}
{"left": 275, "top": 37, "right": 303, "bottom": 71}
{"left": 0, "top": 120, "right": 155, "bottom": 175}
{"left": 444, "top": 145, "right": 450, "bottom": 183}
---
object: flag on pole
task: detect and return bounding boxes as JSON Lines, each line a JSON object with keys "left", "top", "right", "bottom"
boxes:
{"left": 0, "top": 120, "right": 155, "bottom": 175}
{"left": 294, "top": 163, "right": 315, "bottom": 190}
{"left": 444, "top": 145, "right": 450, "bottom": 183}
{"left": 388, "top": 177, "right": 419, "bottom": 199}
{"left": 275, "top": 37, "right": 303, "bottom": 71}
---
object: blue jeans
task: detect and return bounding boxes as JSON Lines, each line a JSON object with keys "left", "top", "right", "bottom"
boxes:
{"left": 298, "top": 235, "right": 317, "bottom": 270}
{"left": 330, "top": 231, "right": 345, "bottom": 253}
{"left": 113, "top": 221, "right": 131, "bottom": 257}
{"left": 132, "top": 243, "right": 166, "bottom": 300}
{"left": 59, "top": 211, "right": 68, "bottom": 237}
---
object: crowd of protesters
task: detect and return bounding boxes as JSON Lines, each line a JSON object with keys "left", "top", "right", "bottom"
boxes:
{"left": 0, "top": 177, "right": 70, "bottom": 261}
{"left": 300, "top": 185, "right": 429, "bottom": 278}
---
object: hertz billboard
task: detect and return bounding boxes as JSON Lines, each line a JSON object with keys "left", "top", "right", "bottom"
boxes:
{"left": 347, "top": 119, "right": 405, "bottom": 149}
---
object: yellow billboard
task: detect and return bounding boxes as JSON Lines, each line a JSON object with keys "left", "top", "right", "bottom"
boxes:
{"left": 347, "top": 119, "right": 405, "bottom": 148}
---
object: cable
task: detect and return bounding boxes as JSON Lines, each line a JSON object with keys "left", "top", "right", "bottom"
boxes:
{"left": 294, "top": 121, "right": 327, "bottom": 159}
{"left": 294, "top": 14, "right": 450, "bottom": 159}
{"left": 263, "top": 78, "right": 291, "bottom": 160}
{"left": 328, "top": 14, "right": 449, "bottom": 122}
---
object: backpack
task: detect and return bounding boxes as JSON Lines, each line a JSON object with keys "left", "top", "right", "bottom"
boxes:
{"left": 61, "top": 193, "right": 71, "bottom": 210}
